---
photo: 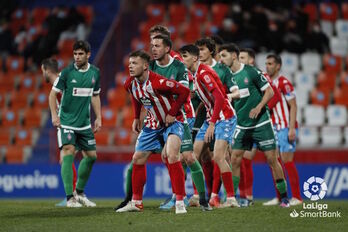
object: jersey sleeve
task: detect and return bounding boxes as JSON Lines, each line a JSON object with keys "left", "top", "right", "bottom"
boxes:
{"left": 199, "top": 72, "right": 219, "bottom": 92}
{"left": 279, "top": 78, "right": 296, "bottom": 100}
{"left": 176, "top": 64, "right": 189, "bottom": 88}
{"left": 93, "top": 69, "right": 101, "bottom": 95}
{"left": 252, "top": 68, "right": 270, "bottom": 91}
{"left": 52, "top": 70, "right": 67, "bottom": 93}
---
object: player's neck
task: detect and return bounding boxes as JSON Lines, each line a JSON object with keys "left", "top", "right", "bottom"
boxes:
{"left": 137, "top": 71, "right": 149, "bottom": 84}
{"left": 191, "top": 62, "right": 199, "bottom": 76}
{"left": 203, "top": 57, "right": 213, "bottom": 66}
{"left": 49, "top": 73, "right": 58, "bottom": 85}
{"left": 231, "top": 60, "right": 242, "bottom": 73}
{"left": 270, "top": 72, "right": 279, "bottom": 80}
{"left": 157, "top": 54, "right": 170, "bottom": 66}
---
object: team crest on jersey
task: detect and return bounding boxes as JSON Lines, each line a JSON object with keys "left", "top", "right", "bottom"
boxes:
{"left": 285, "top": 84, "right": 291, "bottom": 93}
{"left": 204, "top": 75, "right": 211, "bottom": 83}
{"left": 244, "top": 77, "right": 249, "bottom": 84}
{"left": 169, "top": 74, "right": 175, "bottom": 80}
{"left": 92, "top": 76, "right": 95, "bottom": 84}
{"left": 146, "top": 84, "right": 153, "bottom": 92}
{"left": 166, "top": 81, "right": 175, "bottom": 88}
{"left": 67, "top": 133, "right": 72, "bottom": 140}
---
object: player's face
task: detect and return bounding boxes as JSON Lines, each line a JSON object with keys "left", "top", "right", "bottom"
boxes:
{"left": 129, "top": 56, "right": 147, "bottom": 78}
{"left": 41, "top": 65, "right": 50, "bottom": 83}
{"left": 219, "top": 50, "right": 233, "bottom": 67}
{"left": 197, "top": 45, "right": 211, "bottom": 62}
{"left": 151, "top": 38, "right": 168, "bottom": 61}
{"left": 73, "top": 49, "right": 90, "bottom": 69}
{"left": 265, "top": 58, "right": 280, "bottom": 77}
{"left": 180, "top": 52, "right": 196, "bottom": 72}
{"left": 239, "top": 52, "right": 250, "bottom": 65}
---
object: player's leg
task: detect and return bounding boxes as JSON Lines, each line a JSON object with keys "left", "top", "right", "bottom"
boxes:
{"left": 214, "top": 119, "right": 239, "bottom": 208}
{"left": 58, "top": 128, "right": 81, "bottom": 207}
{"left": 279, "top": 128, "right": 302, "bottom": 205}
{"left": 116, "top": 127, "right": 163, "bottom": 212}
{"left": 115, "top": 161, "right": 133, "bottom": 210}
{"left": 164, "top": 122, "right": 187, "bottom": 214}
{"left": 256, "top": 123, "right": 290, "bottom": 208}
{"left": 55, "top": 150, "right": 69, "bottom": 207}
{"left": 239, "top": 146, "right": 256, "bottom": 206}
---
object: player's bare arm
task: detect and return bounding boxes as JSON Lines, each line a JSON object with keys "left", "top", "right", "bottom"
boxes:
{"left": 132, "top": 119, "right": 141, "bottom": 134}
{"left": 287, "top": 98, "right": 297, "bottom": 142}
{"left": 205, "top": 122, "right": 215, "bottom": 143}
{"left": 49, "top": 89, "right": 60, "bottom": 127}
{"left": 249, "top": 86, "right": 274, "bottom": 119}
{"left": 91, "top": 94, "right": 102, "bottom": 133}
{"left": 227, "top": 87, "right": 240, "bottom": 101}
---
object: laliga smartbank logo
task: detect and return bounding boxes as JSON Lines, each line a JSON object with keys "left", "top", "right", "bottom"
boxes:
{"left": 290, "top": 176, "right": 341, "bottom": 218}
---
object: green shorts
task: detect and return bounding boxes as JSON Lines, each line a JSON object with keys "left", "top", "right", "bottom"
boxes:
{"left": 58, "top": 127, "right": 96, "bottom": 151}
{"left": 180, "top": 123, "right": 193, "bottom": 153}
{"left": 231, "top": 121, "right": 276, "bottom": 152}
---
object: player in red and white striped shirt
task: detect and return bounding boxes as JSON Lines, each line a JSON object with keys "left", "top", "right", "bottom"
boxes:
{"left": 41, "top": 58, "right": 78, "bottom": 207}
{"left": 265, "top": 54, "right": 302, "bottom": 206}
{"left": 179, "top": 44, "right": 240, "bottom": 208}
{"left": 117, "top": 50, "right": 191, "bottom": 214}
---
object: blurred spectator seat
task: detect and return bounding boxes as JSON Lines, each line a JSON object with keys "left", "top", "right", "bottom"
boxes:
{"left": 321, "top": 126, "right": 342, "bottom": 147}
{"left": 17, "top": 74, "right": 37, "bottom": 94}
{"left": 211, "top": 3, "right": 229, "bottom": 26}
{"left": 295, "top": 89, "right": 309, "bottom": 108}
{"left": 4, "top": 146, "right": 27, "bottom": 163}
{"left": 102, "top": 107, "right": 117, "bottom": 128}
{"left": 9, "top": 91, "right": 30, "bottom": 110}
{"left": 1, "top": 108, "right": 19, "bottom": 127}
{"left": 342, "top": 3, "right": 348, "bottom": 20}
{"left": 114, "top": 128, "right": 132, "bottom": 145}
{"left": 32, "top": 91, "right": 49, "bottom": 109}
{"left": 345, "top": 127, "right": 348, "bottom": 146}
{"left": 6, "top": 56, "right": 24, "bottom": 74}
{"left": 0, "top": 129, "right": 13, "bottom": 145}
{"left": 339, "top": 71, "right": 348, "bottom": 90}
{"left": 319, "top": 3, "right": 338, "bottom": 22}
{"left": 22, "top": 107, "right": 43, "bottom": 128}
{"left": 94, "top": 129, "right": 111, "bottom": 145}
{"left": 138, "top": 21, "right": 155, "bottom": 44}
{"left": 10, "top": 8, "right": 29, "bottom": 34}
{"left": 316, "top": 71, "right": 337, "bottom": 91}
{"left": 146, "top": 4, "right": 165, "bottom": 24}
{"left": 58, "top": 39, "right": 76, "bottom": 58}
{"left": 297, "top": 107, "right": 303, "bottom": 124}
{"left": 330, "top": 37, "right": 348, "bottom": 57}
{"left": 326, "top": 105, "right": 347, "bottom": 126}
{"left": 335, "top": 20, "right": 348, "bottom": 39}
{"left": 190, "top": 3, "right": 209, "bottom": 24}
{"left": 320, "top": 20, "right": 334, "bottom": 37}
{"left": 114, "top": 71, "right": 128, "bottom": 87}
{"left": 182, "top": 21, "right": 201, "bottom": 43}
{"left": 280, "top": 52, "right": 299, "bottom": 74}
{"left": 131, "top": 38, "right": 147, "bottom": 51}
{"left": 56, "top": 57, "right": 72, "bottom": 70}
{"left": 0, "top": 74, "right": 16, "bottom": 92}
{"left": 298, "top": 126, "right": 319, "bottom": 147}
{"left": 310, "top": 88, "right": 331, "bottom": 107}
{"left": 121, "top": 105, "right": 134, "bottom": 129}
{"left": 0, "top": 93, "right": 6, "bottom": 108}
{"left": 169, "top": 4, "right": 187, "bottom": 26}
{"left": 300, "top": 52, "right": 321, "bottom": 74}
{"left": 167, "top": 24, "right": 179, "bottom": 41}
{"left": 14, "top": 128, "right": 33, "bottom": 146}
{"left": 333, "top": 87, "right": 348, "bottom": 106}
{"left": 323, "top": 54, "right": 342, "bottom": 73}
{"left": 31, "top": 7, "right": 50, "bottom": 25}
{"left": 303, "top": 3, "right": 318, "bottom": 22}
{"left": 294, "top": 72, "right": 315, "bottom": 92}
{"left": 77, "top": 5, "right": 94, "bottom": 25}
{"left": 203, "top": 22, "right": 219, "bottom": 37}
{"left": 107, "top": 87, "right": 127, "bottom": 109}
{"left": 304, "top": 105, "right": 325, "bottom": 126}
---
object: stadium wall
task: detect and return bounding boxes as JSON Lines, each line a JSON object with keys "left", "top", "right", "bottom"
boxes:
{"left": 0, "top": 163, "right": 347, "bottom": 199}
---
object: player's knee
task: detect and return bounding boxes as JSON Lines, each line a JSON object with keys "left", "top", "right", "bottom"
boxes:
{"left": 183, "top": 153, "right": 195, "bottom": 165}
{"left": 62, "top": 145, "right": 75, "bottom": 155}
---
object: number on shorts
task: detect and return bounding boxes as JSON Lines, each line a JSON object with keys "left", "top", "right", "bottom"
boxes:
{"left": 233, "top": 128, "right": 241, "bottom": 139}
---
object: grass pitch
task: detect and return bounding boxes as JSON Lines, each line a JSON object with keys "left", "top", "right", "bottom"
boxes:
{"left": 1, "top": 199, "right": 347, "bottom": 232}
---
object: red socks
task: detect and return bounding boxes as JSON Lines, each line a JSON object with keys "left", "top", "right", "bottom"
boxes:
{"left": 239, "top": 159, "right": 247, "bottom": 198}
{"left": 202, "top": 160, "right": 213, "bottom": 197}
{"left": 132, "top": 164, "right": 147, "bottom": 200}
{"left": 72, "top": 163, "right": 77, "bottom": 191}
{"left": 212, "top": 161, "right": 221, "bottom": 195}
{"left": 284, "top": 161, "right": 302, "bottom": 200}
{"left": 221, "top": 172, "right": 235, "bottom": 197}
{"left": 169, "top": 161, "right": 186, "bottom": 201}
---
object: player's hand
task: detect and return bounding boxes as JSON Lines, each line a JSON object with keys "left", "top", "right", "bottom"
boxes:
{"left": 165, "top": 114, "right": 175, "bottom": 127}
{"left": 52, "top": 115, "right": 61, "bottom": 127}
{"left": 132, "top": 119, "right": 141, "bottom": 134}
{"left": 190, "top": 90, "right": 196, "bottom": 99}
{"left": 93, "top": 118, "right": 102, "bottom": 133}
{"left": 249, "top": 106, "right": 262, "bottom": 119}
{"left": 288, "top": 128, "right": 296, "bottom": 142}
{"left": 205, "top": 122, "right": 215, "bottom": 143}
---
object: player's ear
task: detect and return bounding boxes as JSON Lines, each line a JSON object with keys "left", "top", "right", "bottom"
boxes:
{"left": 143, "top": 62, "right": 149, "bottom": 71}
{"left": 87, "top": 52, "right": 91, "bottom": 59}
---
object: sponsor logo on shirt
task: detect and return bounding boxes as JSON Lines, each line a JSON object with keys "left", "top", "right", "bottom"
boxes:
{"left": 71, "top": 79, "right": 77, "bottom": 83}
{"left": 140, "top": 97, "right": 152, "bottom": 109}
{"left": 239, "top": 88, "right": 250, "bottom": 98}
{"left": 72, "top": 88, "right": 93, "bottom": 97}
{"left": 259, "top": 139, "right": 275, "bottom": 146}
{"left": 203, "top": 75, "right": 211, "bottom": 83}
{"left": 88, "top": 139, "right": 96, "bottom": 145}
{"left": 244, "top": 77, "right": 249, "bottom": 84}
{"left": 166, "top": 81, "right": 174, "bottom": 88}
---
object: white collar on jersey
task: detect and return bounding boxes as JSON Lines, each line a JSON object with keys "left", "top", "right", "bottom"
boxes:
{"left": 155, "top": 55, "right": 174, "bottom": 68}
{"left": 193, "top": 62, "right": 201, "bottom": 77}
{"left": 209, "top": 59, "right": 217, "bottom": 68}
{"left": 232, "top": 63, "right": 244, "bottom": 75}
{"left": 74, "top": 63, "right": 90, "bottom": 72}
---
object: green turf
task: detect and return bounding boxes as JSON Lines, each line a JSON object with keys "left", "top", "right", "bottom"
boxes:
{"left": 1, "top": 199, "right": 347, "bottom": 232}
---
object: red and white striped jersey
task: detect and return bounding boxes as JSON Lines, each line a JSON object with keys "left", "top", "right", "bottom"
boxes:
{"left": 170, "top": 50, "right": 195, "bottom": 119}
{"left": 124, "top": 71, "right": 190, "bottom": 129}
{"left": 271, "top": 75, "right": 298, "bottom": 130}
{"left": 194, "top": 63, "right": 235, "bottom": 123}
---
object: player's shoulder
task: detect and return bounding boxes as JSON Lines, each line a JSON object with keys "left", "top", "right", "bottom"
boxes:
{"left": 278, "top": 75, "right": 292, "bottom": 83}
{"left": 89, "top": 64, "right": 100, "bottom": 73}
{"left": 123, "top": 76, "right": 134, "bottom": 89}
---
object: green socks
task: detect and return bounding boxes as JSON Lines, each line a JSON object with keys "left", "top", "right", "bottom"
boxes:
{"left": 189, "top": 160, "right": 206, "bottom": 199}
{"left": 232, "top": 176, "right": 240, "bottom": 195}
{"left": 76, "top": 156, "right": 97, "bottom": 191}
{"left": 61, "top": 155, "right": 74, "bottom": 196}
{"left": 276, "top": 179, "right": 288, "bottom": 199}
{"left": 125, "top": 162, "right": 133, "bottom": 199}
